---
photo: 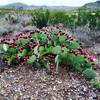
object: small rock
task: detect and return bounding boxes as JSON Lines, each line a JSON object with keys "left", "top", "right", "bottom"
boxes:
{"left": 89, "top": 91, "right": 97, "bottom": 98}
{"left": 89, "top": 96, "right": 93, "bottom": 100}
{"left": 83, "top": 86, "right": 87, "bottom": 92}
{"left": 53, "top": 86, "right": 56, "bottom": 91}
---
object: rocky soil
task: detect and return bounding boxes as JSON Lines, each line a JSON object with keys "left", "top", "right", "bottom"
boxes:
{"left": 0, "top": 65, "right": 100, "bottom": 100}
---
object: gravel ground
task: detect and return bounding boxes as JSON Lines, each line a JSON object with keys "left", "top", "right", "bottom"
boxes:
{"left": 0, "top": 65, "right": 100, "bottom": 100}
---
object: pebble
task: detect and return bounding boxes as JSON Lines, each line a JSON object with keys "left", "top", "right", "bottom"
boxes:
{"left": 56, "top": 80, "right": 62, "bottom": 84}
{"left": 89, "top": 91, "right": 97, "bottom": 98}
{"left": 53, "top": 86, "right": 56, "bottom": 91}
{"left": 82, "top": 86, "right": 88, "bottom": 92}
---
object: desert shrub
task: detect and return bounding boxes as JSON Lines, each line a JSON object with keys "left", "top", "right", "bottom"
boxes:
{"left": 0, "top": 26, "right": 96, "bottom": 78}
{"left": 0, "top": 24, "right": 22, "bottom": 36}
{"left": 5, "top": 13, "right": 19, "bottom": 24}
{"left": 0, "top": 25, "right": 13, "bottom": 36}
{"left": 31, "top": 10, "right": 49, "bottom": 28}
{"left": 19, "top": 15, "right": 32, "bottom": 27}
{"left": 49, "top": 11, "right": 67, "bottom": 25}
{"left": 49, "top": 10, "right": 100, "bottom": 32}
{"left": 90, "top": 77, "right": 100, "bottom": 89}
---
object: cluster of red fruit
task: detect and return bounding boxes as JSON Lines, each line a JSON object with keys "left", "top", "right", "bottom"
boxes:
{"left": 49, "top": 63, "right": 55, "bottom": 73}
{"left": 60, "top": 31, "right": 74, "bottom": 41}
{"left": 69, "top": 50, "right": 81, "bottom": 55}
{"left": 44, "top": 54, "right": 55, "bottom": 61}
{"left": 21, "top": 56, "right": 29, "bottom": 65}
{"left": 79, "top": 48, "right": 95, "bottom": 63}
{"left": 69, "top": 48, "right": 95, "bottom": 64}
{"left": 0, "top": 38, "right": 11, "bottom": 44}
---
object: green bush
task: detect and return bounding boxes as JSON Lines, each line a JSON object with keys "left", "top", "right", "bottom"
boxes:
{"left": 31, "top": 10, "right": 49, "bottom": 28}
{"left": 91, "top": 77, "right": 100, "bottom": 89}
{"left": 49, "top": 11, "right": 67, "bottom": 25}
{"left": 49, "top": 10, "right": 100, "bottom": 31}
{"left": 5, "top": 13, "right": 18, "bottom": 24}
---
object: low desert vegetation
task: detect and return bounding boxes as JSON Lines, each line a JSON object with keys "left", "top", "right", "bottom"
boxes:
{"left": 0, "top": 27, "right": 97, "bottom": 78}
{"left": 0, "top": 8, "right": 100, "bottom": 89}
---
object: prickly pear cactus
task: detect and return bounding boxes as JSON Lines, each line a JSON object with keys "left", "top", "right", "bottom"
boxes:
{"left": 0, "top": 27, "right": 96, "bottom": 79}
